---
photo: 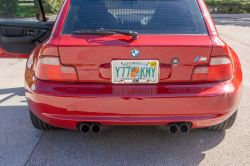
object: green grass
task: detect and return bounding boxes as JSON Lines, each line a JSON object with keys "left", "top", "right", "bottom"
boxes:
{"left": 13, "top": 5, "right": 54, "bottom": 18}
{"left": 0, "top": 4, "right": 55, "bottom": 18}
{"left": 19, "top": 3, "right": 34, "bottom": 5}
{"left": 15, "top": 5, "right": 40, "bottom": 17}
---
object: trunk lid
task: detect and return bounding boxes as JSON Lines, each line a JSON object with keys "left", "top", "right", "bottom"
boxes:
{"left": 58, "top": 35, "right": 212, "bottom": 83}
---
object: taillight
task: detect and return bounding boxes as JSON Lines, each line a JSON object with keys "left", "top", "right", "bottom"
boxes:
{"left": 35, "top": 56, "right": 78, "bottom": 82}
{"left": 191, "top": 56, "right": 233, "bottom": 82}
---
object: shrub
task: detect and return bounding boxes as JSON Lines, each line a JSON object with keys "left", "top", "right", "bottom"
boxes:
{"left": 47, "top": 0, "right": 64, "bottom": 11}
{"left": 0, "top": 0, "right": 19, "bottom": 16}
{"left": 42, "top": 0, "right": 64, "bottom": 13}
{"left": 205, "top": 0, "right": 250, "bottom": 14}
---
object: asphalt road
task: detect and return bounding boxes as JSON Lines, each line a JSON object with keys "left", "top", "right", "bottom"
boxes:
{"left": 0, "top": 18, "right": 250, "bottom": 166}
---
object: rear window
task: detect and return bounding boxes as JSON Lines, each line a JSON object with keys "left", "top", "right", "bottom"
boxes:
{"left": 62, "top": 0, "right": 208, "bottom": 35}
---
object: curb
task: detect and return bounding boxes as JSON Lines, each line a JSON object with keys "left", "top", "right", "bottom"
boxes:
{"left": 211, "top": 14, "right": 250, "bottom": 18}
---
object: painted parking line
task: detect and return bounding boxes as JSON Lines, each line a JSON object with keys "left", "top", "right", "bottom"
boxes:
{"left": 0, "top": 93, "right": 27, "bottom": 106}
{"left": 0, "top": 104, "right": 28, "bottom": 107}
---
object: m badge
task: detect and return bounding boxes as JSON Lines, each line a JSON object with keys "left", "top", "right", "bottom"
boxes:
{"left": 194, "top": 57, "right": 207, "bottom": 62}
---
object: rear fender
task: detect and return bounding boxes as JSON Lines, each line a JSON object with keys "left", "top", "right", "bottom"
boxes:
{"left": 197, "top": 0, "right": 241, "bottom": 72}
{"left": 26, "top": 35, "right": 60, "bottom": 71}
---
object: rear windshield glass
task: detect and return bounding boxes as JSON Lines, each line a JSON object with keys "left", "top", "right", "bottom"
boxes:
{"left": 62, "top": 0, "right": 208, "bottom": 35}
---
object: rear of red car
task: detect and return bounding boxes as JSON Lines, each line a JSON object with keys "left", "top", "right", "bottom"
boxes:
{"left": 25, "top": 0, "right": 242, "bottom": 133}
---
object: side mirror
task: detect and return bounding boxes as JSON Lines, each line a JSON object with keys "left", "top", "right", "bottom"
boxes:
{"left": 36, "top": 12, "right": 49, "bottom": 22}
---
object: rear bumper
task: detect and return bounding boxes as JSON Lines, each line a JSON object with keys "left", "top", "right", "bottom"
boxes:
{"left": 25, "top": 68, "right": 242, "bottom": 130}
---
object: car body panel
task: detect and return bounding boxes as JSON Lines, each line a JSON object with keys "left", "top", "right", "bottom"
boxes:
{"left": 25, "top": 68, "right": 242, "bottom": 129}
{"left": 51, "top": 0, "right": 70, "bottom": 36}
{"left": 197, "top": 0, "right": 218, "bottom": 36}
{"left": 58, "top": 35, "right": 212, "bottom": 83}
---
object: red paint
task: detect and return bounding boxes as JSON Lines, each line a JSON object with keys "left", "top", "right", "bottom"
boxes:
{"left": 229, "top": 46, "right": 241, "bottom": 71}
{"left": 58, "top": 35, "right": 212, "bottom": 83}
{"left": 25, "top": 68, "right": 242, "bottom": 129}
{"left": 51, "top": 0, "right": 71, "bottom": 36}
{"left": 197, "top": 0, "right": 218, "bottom": 36}
{"left": 40, "top": 35, "right": 60, "bottom": 56}
{"left": 197, "top": 0, "right": 240, "bottom": 72}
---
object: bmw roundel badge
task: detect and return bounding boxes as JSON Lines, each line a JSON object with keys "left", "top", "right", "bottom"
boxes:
{"left": 130, "top": 48, "right": 141, "bottom": 58}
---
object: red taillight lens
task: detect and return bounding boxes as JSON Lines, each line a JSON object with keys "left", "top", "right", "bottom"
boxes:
{"left": 192, "top": 56, "right": 233, "bottom": 82}
{"left": 35, "top": 56, "right": 78, "bottom": 82}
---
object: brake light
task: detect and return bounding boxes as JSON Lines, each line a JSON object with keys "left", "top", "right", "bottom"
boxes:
{"left": 35, "top": 56, "right": 78, "bottom": 82}
{"left": 191, "top": 56, "right": 233, "bottom": 82}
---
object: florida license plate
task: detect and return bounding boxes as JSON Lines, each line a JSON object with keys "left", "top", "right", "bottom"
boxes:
{"left": 111, "top": 60, "right": 159, "bottom": 83}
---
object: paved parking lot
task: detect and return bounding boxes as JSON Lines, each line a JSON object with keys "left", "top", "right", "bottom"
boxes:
{"left": 0, "top": 18, "right": 250, "bottom": 166}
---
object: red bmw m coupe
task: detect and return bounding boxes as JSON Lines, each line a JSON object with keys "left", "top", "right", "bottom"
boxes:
{"left": 0, "top": 0, "right": 242, "bottom": 134}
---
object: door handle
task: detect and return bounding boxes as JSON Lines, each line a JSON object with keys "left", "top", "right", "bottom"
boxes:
{"left": 23, "top": 30, "right": 47, "bottom": 41}
{"left": 27, "top": 31, "right": 35, "bottom": 35}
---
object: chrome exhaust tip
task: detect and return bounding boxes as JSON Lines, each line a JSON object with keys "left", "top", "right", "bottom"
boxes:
{"left": 167, "top": 123, "right": 179, "bottom": 134}
{"left": 91, "top": 123, "right": 101, "bottom": 133}
{"left": 179, "top": 123, "right": 190, "bottom": 134}
{"left": 80, "top": 123, "right": 91, "bottom": 133}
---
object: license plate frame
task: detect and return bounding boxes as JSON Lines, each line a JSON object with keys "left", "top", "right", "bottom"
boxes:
{"left": 111, "top": 60, "right": 159, "bottom": 84}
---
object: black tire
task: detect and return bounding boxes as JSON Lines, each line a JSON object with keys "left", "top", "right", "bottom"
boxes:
{"left": 206, "top": 110, "right": 237, "bottom": 131}
{"left": 29, "top": 110, "right": 60, "bottom": 130}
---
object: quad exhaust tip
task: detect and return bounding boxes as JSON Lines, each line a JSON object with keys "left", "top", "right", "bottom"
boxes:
{"left": 91, "top": 124, "right": 101, "bottom": 133}
{"left": 179, "top": 123, "right": 190, "bottom": 134}
{"left": 167, "top": 123, "right": 179, "bottom": 134}
{"left": 80, "top": 122, "right": 189, "bottom": 134}
{"left": 80, "top": 123, "right": 91, "bottom": 133}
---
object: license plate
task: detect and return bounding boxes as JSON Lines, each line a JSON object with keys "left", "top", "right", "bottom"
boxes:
{"left": 111, "top": 60, "right": 159, "bottom": 83}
